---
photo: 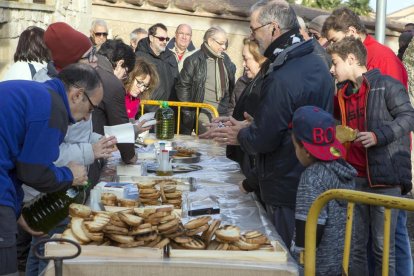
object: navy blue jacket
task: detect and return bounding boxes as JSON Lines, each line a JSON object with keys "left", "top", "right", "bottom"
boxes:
{"left": 238, "top": 39, "right": 334, "bottom": 208}
{"left": 0, "top": 79, "right": 74, "bottom": 216}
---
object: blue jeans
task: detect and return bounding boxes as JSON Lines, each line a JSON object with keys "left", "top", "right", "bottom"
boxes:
{"left": 25, "top": 219, "right": 69, "bottom": 276}
{"left": 395, "top": 210, "right": 413, "bottom": 276}
{"left": 349, "top": 178, "right": 400, "bottom": 276}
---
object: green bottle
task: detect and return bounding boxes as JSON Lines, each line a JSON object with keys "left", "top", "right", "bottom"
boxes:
{"left": 22, "top": 180, "right": 91, "bottom": 233}
{"left": 155, "top": 101, "right": 175, "bottom": 139}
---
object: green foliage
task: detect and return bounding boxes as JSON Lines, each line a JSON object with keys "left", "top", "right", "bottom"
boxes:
{"left": 346, "top": 0, "right": 373, "bottom": 16}
{"left": 299, "top": 0, "right": 372, "bottom": 16}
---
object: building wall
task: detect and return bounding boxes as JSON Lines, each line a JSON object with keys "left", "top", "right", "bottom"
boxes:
{"left": 0, "top": 0, "right": 92, "bottom": 79}
{"left": 92, "top": 3, "right": 249, "bottom": 78}
{"left": 0, "top": 0, "right": 404, "bottom": 80}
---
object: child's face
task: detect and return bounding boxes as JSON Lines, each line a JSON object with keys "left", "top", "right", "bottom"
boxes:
{"left": 330, "top": 53, "right": 352, "bottom": 83}
{"left": 292, "top": 134, "right": 314, "bottom": 167}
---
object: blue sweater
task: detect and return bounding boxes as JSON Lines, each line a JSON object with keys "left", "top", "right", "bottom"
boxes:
{"left": 0, "top": 78, "right": 75, "bottom": 217}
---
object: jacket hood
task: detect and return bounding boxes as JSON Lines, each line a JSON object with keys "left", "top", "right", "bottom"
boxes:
{"left": 166, "top": 37, "right": 196, "bottom": 51}
{"left": 320, "top": 159, "right": 357, "bottom": 206}
{"left": 323, "top": 159, "right": 357, "bottom": 186}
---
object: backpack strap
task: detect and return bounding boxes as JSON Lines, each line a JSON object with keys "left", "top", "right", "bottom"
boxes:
{"left": 28, "top": 63, "right": 37, "bottom": 79}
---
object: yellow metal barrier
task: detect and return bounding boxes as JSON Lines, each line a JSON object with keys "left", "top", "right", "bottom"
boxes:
{"left": 140, "top": 100, "right": 219, "bottom": 135}
{"left": 304, "top": 189, "right": 414, "bottom": 276}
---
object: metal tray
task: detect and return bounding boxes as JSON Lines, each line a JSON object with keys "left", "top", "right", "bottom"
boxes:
{"left": 146, "top": 164, "right": 202, "bottom": 174}
{"left": 171, "top": 152, "right": 201, "bottom": 164}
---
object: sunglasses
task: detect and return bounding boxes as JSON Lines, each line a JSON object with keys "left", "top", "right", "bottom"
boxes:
{"left": 308, "top": 31, "right": 321, "bottom": 40}
{"left": 94, "top": 32, "right": 108, "bottom": 37}
{"left": 152, "top": 35, "right": 170, "bottom": 42}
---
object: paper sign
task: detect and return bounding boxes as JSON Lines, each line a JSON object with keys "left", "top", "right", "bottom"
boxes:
{"left": 104, "top": 123, "right": 135, "bottom": 143}
{"left": 138, "top": 112, "right": 155, "bottom": 122}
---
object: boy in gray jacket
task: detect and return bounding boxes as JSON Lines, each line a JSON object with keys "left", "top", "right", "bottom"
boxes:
{"left": 290, "top": 106, "right": 357, "bottom": 276}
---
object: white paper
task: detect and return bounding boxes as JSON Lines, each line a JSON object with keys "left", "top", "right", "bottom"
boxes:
{"left": 138, "top": 112, "right": 155, "bottom": 122}
{"left": 116, "top": 165, "right": 142, "bottom": 176}
{"left": 104, "top": 123, "right": 135, "bottom": 143}
{"left": 142, "top": 119, "right": 157, "bottom": 128}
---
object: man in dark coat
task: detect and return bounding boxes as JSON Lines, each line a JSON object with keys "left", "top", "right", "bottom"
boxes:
{"left": 135, "top": 23, "right": 179, "bottom": 105}
{"left": 208, "top": 0, "right": 334, "bottom": 247}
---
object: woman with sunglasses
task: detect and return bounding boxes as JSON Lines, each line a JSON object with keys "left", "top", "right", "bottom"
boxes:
{"left": 124, "top": 57, "right": 159, "bottom": 121}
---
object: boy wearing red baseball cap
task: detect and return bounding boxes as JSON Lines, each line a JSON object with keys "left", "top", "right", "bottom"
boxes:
{"left": 290, "top": 105, "right": 356, "bottom": 275}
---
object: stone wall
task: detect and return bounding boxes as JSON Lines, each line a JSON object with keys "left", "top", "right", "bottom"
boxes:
{"left": 0, "top": 0, "right": 404, "bottom": 80}
{"left": 0, "top": 0, "right": 92, "bottom": 79}
{"left": 91, "top": 1, "right": 250, "bottom": 78}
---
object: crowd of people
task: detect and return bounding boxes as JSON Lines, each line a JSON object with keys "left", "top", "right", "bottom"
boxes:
{"left": 1, "top": 0, "right": 414, "bottom": 275}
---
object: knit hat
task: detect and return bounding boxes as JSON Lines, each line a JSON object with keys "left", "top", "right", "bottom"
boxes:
{"left": 44, "top": 22, "right": 92, "bottom": 71}
{"left": 292, "top": 106, "right": 345, "bottom": 161}
{"left": 307, "top": 15, "right": 329, "bottom": 34}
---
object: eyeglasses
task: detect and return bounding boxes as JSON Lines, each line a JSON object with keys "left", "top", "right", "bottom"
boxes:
{"left": 152, "top": 35, "right": 170, "bottom": 42}
{"left": 81, "top": 47, "right": 96, "bottom": 63}
{"left": 308, "top": 31, "right": 321, "bottom": 40}
{"left": 212, "top": 38, "right": 227, "bottom": 47}
{"left": 250, "top": 22, "right": 272, "bottom": 34}
{"left": 83, "top": 91, "right": 98, "bottom": 112}
{"left": 94, "top": 32, "right": 108, "bottom": 37}
{"left": 135, "top": 78, "right": 150, "bottom": 91}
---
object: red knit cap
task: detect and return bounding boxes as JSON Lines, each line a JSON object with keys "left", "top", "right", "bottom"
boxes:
{"left": 44, "top": 22, "right": 92, "bottom": 71}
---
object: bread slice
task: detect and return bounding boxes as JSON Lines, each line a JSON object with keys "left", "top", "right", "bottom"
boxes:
{"left": 69, "top": 203, "right": 92, "bottom": 218}
{"left": 108, "top": 234, "right": 135, "bottom": 244}
{"left": 183, "top": 216, "right": 212, "bottom": 230}
{"left": 118, "top": 212, "right": 143, "bottom": 226}
{"left": 201, "top": 219, "right": 221, "bottom": 244}
{"left": 336, "top": 125, "right": 357, "bottom": 143}
{"left": 215, "top": 225, "right": 240, "bottom": 242}
{"left": 62, "top": 228, "right": 84, "bottom": 244}
{"left": 71, "top": 217, "right": 91, "bottom": 243}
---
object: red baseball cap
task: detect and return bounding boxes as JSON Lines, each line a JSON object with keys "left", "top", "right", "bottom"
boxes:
{"left": 292, "top": 106, "right": 345, "bottom": 161}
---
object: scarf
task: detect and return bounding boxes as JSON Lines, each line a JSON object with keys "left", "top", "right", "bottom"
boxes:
{"left": 263, "top": 27, "right": 303, "bottom": 61}
{"left": 201, "top": 42, "right": 227, "bottom": 101}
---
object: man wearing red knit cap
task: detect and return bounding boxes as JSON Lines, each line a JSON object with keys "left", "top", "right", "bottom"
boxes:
{"left": 43, "top": 22, "right": 94, "bottom": 71}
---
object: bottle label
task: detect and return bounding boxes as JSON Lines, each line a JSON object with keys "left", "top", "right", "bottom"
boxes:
{"left": 66, "top": 188, "right": 78, "bottom": 199}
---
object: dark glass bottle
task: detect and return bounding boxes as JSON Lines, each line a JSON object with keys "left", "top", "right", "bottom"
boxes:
{"left": 22, "top": 181, "right": 91, "bottom": 233}
{"left": 155, "top": 101, "right": 175, "bottom": 139}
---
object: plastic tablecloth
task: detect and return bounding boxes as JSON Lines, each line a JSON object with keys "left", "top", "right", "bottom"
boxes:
{"left": 44, "top": 135, "right": 298, "bottom": 276}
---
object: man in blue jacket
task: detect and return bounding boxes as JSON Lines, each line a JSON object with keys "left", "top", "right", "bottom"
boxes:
{"left": 0, "top": 63, "right": 103, "bottom": 275}
{"left": 206, "top": 0, "right": 334, "bottom": 247}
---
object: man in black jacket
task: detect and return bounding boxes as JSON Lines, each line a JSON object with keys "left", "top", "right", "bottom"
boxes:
{"left": 208, "top": 0, "right": 334, "bottom": 247}
{"left": 135, "top": 23, "right": 179, "bottom": 105}
{"left": 93, "top": 39, "right": 139, "bottom": 164}
{"left": 175, "top": 26, "right": 236, "bottom": 135}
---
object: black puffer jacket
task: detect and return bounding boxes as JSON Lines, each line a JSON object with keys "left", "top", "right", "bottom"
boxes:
{"left": 338, "top": 69, "right": 414, "bottom": 194}
{"left": 135, "top": 38, "right": 179, "bottom": 103}
{"left": 175, "top": 48, "right": 236, "bottom": 133}
{"left": 237, "top": 38, "right": 334, "bottom": 209}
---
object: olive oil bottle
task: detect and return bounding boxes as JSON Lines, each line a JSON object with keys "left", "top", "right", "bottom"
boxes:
{"left": 155, "top": 101, "right": 175, "bottom": 139}
{"left": 22, "top": 181, "right": 91, "bottom": 233}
